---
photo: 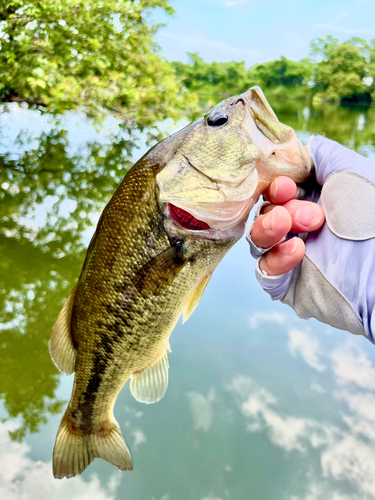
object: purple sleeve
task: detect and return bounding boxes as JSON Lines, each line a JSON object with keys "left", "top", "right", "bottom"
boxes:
{"left": 250, "top": 136, "right": 375, "bottom": 341}
{"left": 310, "top": 135, "right": 375, "bottom": 185}
{"left": 307, "top": 137, "right": 375, "bottom": 342}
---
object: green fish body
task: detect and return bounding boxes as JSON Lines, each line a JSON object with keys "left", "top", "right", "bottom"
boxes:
{"left": 49, "top": 87, "right": 311, "bottom": 478}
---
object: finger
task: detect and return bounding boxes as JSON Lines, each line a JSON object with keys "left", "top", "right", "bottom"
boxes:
{"left": 252, "top": 205, "right": 292, "bottom": 249}
{"left": 264, "top": 176, "right": 298, "bottom": 205}
{"left": 259, "top": 237, "right": 305, "bottom": 276}
{"left": 282, "top": 200, "right": 325, "bottom": 233}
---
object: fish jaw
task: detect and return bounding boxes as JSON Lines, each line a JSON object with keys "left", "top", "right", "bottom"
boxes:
{"left": 156, "top": 86, "right": 311, "bottom": 234}
{"left": 240, "top": 87, "right": 311, "bottom": 184}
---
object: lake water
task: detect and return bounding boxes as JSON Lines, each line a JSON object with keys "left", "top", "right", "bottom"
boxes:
{"left": 1, "top": 102, "right": 375, "bottom": 500}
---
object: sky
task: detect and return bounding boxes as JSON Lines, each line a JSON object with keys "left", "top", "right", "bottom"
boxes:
{"left": 155, "top": 0, "right": 375, "bottom": 66}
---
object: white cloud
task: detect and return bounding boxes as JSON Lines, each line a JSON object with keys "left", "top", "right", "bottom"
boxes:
{"left": 228, "top": 374, "right": 375, "bottom": 498}
{"left": 331, "top": 343, "right": 375, "bottom": 391}
{"left": 291, "top": 485, "right": 359, "bottom": 500}
{"left": 107, "top": 473, "right": 122, "bottom": 494}
{"left": 228, "top": 376, "right": 336, "bottom": 453}
{"left": 330, "top": 493, "right": 358, "bottom": 500}
{"left": 288, "top": 329, "right": 325, "bottom": 372}
{"left": 248, "top": 310, "right": 287, "bottom": 330}
{"left": 226, "top": 333, "right": 375, "bottom": 498}
{"left": 131, "top": 429, "right": 147, "bottom": 450}
{"left": 0, "top": 423, "right": 116, "bottom": 500}
{"left": 321, "top": 435, "right": 375, "bottom": 497}
{"left": 335, "top": 390, "right": 375, "bottom": 442}
{"left": 337, "top": 390, "right": 375, "bottom": 423}
{"left": 187, "top": 388, "right": 216, "bottom": 432}
{"left": 311, "top": 382, "right": 326, "bottom": 394}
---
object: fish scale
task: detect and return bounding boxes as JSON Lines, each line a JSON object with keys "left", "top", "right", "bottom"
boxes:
{"left": 49, "top": 86, "right": 311, "bottom": 479}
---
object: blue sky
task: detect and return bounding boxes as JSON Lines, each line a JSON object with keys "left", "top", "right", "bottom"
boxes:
{"left": 155, "top": 0, "right": 375, "bottom": 65}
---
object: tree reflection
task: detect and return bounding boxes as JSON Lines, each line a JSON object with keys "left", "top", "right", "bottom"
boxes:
{"left": 0, "top": 103, "right": 374, "bottom": 441}
{"left": 272, "top": 101, "right": 375, "bottom": 151}
{"left": 0, "top": 124, "right": 136, "bottom": 440}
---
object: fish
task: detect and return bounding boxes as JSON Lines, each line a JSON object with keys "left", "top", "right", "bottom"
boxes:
{"left": 49, "top": 86, "right": 311, "bottom": 479}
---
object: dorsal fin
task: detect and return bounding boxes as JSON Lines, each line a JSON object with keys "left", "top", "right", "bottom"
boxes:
{"left": 49, "top": 284, "right": 78, "bottom": 375}
{"left": 130, "top": 348, "right": 170, "bottom": 404}
{"left": 182, "top": 273, "right": 212, "bottom": 324}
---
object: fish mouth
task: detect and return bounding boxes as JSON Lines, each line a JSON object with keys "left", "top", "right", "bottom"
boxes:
{"left": 241, "top": 87, "right": 311, "bottom": 183}
{"left": 163, "top": 202, "right": 247, "bottom": 241}
{"left": 168, "top": 203, "right": 211, "bottom": 231}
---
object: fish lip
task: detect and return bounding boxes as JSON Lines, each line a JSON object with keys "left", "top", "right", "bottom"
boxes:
{"left": 239, "top": 87, "right": 311, "bottom": 181}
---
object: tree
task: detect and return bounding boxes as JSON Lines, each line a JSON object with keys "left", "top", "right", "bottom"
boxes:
{"left": 0, "top": 124, "right": 139, "bottom": 439}
{"left": 252, "top": 56, "right": 312, "bottom": 89}
{"left": 0, "top": 0, "right": 195, "bottom": 126}
{"left": 310, "top": 36, "right": 371, "bottom": 104}
{"left": 310, "top": 35, "right": 339, "bottom": 62}
{"left": 172, "top": 53, "right": 255, "bottom": 110}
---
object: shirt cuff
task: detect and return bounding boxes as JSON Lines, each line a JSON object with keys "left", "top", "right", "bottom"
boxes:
{"left": 255, "top": 258, "right": 294, "bottom": 301}
{"left": 247, "top": 227, "right": 286, "bottom": 259}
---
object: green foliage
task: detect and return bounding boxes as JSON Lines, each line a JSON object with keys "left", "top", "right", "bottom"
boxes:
{"left": 172, "top": 53, "right": 312, "bottom": 112}
{"left": 311, "top": 36, "right": 374, "bottom": 104}
{"left": 172, "top": 53, "right": 256, "bottom": 109}
{"left": 0, "top": 124, "right": 137, "bottom": 439}
{"left": 2, "top": 104, "right": 375, "bottom": 440}
{"left": 310, "top": 35, "right": 339, "bottom": 61}
{"left": 252, "top": 56, "right": 312, "bottom": 88}
{"left": 175, "top": 36, "right": 375, "bottom": 109}
{"left": 0, "top": 0, "right": 196, "bottom": 125}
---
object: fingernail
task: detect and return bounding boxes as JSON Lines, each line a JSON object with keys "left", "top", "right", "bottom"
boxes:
{"left": 271, "top": 178, "right": 278, "bottom": 200}
{"left": 279, "top": 238, "right": 298, "bottom": 255}
{"left": 262, "top": 209, "right": 275, "bottom": 230}
{"left": 295, "top": 205, "right": 321, "bottom": 228}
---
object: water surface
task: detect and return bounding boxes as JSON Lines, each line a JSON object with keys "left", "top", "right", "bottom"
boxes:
{"left": 1, "top": 102, "right": 375, "bottom": 500}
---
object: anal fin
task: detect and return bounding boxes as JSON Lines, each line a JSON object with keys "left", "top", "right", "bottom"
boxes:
{"left": 130, "top": 348, "right": 170, "bottom": 404}
{"left": 49, "top": 284, "right": 78, "bottom": 375}
{"left": 182, "top": 273, "right": 212, "bottom": 324}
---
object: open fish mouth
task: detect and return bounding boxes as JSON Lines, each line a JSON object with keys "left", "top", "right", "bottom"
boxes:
{"left": 163, "top": 201, "right": 249, "bottom": 241}
{"left": 168, "top": 203, "right": 211, "bottom": 231}
{"left": 157, "top": 86, "right": 311, "bottom": 236}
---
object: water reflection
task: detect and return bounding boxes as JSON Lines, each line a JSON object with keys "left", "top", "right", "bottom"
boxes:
{"left": 1, "top": 102, "right": 375, "bottom": 498}
{"left": 0, "top": 117, "right": 137, "bottom": 439}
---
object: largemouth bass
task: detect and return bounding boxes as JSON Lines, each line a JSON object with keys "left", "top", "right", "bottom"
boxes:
{"left": 49, "top": 87, "right": 310, "bottom": 479}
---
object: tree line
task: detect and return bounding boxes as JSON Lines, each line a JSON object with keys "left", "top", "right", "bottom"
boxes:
{"left": 1, "top": 2, "right": 374, "bottom": 127}
{"left": 174, "top": 36, "right": 375, "bottom": 110}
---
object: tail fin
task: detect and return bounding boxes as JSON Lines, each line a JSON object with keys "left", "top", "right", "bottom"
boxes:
{"left": 53, "top": 412, "right": 133, "bottom": 479}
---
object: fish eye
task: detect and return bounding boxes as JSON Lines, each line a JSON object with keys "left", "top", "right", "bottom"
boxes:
{"left": 207, "top": 111, "right": 228, "bottom": 127}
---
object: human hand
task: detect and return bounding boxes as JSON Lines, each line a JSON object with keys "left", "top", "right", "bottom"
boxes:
{"left": 247, "top": 135, "right": 375, "bottom": 341}
{"left": 251, "top": 176, "right": 325, "bottom": 276}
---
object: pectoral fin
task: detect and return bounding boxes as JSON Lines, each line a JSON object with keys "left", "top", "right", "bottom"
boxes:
{"left": 133, "top": 241, "right": 188, "bottom": 297}
{"left": 182, "top": 273, "right": 212, "bottom": 324}
{"left": 130, "top": 348, "right": 170, "bottom": 404}
{"left": 49, "top": 285, "right": 78, "bottom": 375}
